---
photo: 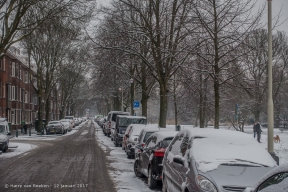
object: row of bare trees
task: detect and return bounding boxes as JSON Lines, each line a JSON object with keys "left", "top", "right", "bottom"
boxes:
{"left": 89, "top": 0, "right": 288, "bottom": 129}
{"left": 1, "top": 0, "right": 95, "bottom": 131}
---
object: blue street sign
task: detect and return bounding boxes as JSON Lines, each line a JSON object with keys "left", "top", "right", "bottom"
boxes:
{"left": 134, "top": 101, "right": 140, "bottom": 109}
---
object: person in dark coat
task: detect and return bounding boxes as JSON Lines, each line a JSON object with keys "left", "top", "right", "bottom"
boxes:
{"left": 253, "top": 122, "right": 257, "bottom": 138}
{"left": 23, "top": 123, "right": 28, "bottom": 134}
{"left": 254, "top": 122, "right": 262, "bottom": 143}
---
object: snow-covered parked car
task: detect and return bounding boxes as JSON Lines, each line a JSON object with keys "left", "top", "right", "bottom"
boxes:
{"left": 244, "top": 162, "right": 288, "bottom": 192}
{"left": 60, "top": 119, "right": 72, "bottom": 132}
{"left": 134, "top": 131, "right": 177, "bottom": 189}
{"left": 162, "top": 128, "right": 278, "bottom": 192}
{"left": 0, "top": 118, "right": 11, "bottom": 152}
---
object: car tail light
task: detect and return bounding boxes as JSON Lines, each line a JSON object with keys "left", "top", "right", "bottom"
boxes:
{"left": 108, "top": 121, "right": 111, "bottom": 128}
{"left": 141, "top": 143, "right": 145, "bottom": 147}
{"left": 154, "top": 148, "right": 166, "bottom": 157}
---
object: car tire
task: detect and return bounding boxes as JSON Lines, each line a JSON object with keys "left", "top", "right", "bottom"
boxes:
{"left": 148, "top": 167, "right": 157, "bottom": 189}
{"left": 127, "top": 154, "right": 131, "bottom": 159}
{"left": 134, "top": 160, "right": 144, "bottom": 178}
{"left": 114, "top": 142, "right": 118, "bottom": 147}
{"left": 2, "top": 143, "right": 8, "bottom": 152}
{"left": 162, "top": 174, "right": 168, "bottom": 192}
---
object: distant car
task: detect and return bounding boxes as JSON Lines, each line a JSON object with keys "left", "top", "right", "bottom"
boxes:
{"left": 0, "top": 118, "right": 10, "bottom": 152}
{"left": 112, "top": 115, "right": 146, "bottom": 147}
{"left": 46, "top": 121, "right": 65, "bottom": 134}
{"left": 135, "top": 126, "right": 175, "bottom": 157}
{"left": 134, "top": 131, "right": 177, "bottom": 189}
{"left": 123, "top": 124, "right": 152, "bottom": 158}
{"left": 60, "top": 119, "right": 72, "bottom": 132}
{"left": 74, "top": 118, "right": 79, "bottom": 126}
{"left": 162, "top": 128, "right": 277, "bottom": 192}
{"left": 244, "top": 163, "right": 288, "bottom": 192}
{"left": 64, "top": 116, "right": 75, "bottom": 127}
{"left": 104, "top": 111, "right": 129, "bottom": 137}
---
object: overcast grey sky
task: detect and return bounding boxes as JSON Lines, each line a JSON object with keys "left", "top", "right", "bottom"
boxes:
{"left": 96, "top": 0, "right": 288, "bottom": 34}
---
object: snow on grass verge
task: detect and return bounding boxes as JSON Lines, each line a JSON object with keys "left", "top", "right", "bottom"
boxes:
{"left": 0, "top": 142, "right": 37, "bottom": 158}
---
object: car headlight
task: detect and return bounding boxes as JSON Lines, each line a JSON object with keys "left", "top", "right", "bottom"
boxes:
{"left": 196, "top": 175, "right": 217, "bottom": 192}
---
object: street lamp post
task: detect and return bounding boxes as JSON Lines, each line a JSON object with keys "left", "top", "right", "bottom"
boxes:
{"left": 119, "top": 88, "right": 123, "bottom": 111}
{"left": 267, "top": 0, "right": 278, "bottom": 164}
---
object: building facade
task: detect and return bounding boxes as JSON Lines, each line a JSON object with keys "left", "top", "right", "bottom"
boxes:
{"left": 0, "top": 48, "right": 38, "bottom": 130}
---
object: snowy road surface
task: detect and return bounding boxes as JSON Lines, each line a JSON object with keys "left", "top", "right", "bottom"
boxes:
{"left": 0, "top": 120, "right": 115, "bottom": 192}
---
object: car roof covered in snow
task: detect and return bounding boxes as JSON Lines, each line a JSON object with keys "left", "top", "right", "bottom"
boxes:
{"left": 177, "top": 128, "right": 277, "bottom": 173}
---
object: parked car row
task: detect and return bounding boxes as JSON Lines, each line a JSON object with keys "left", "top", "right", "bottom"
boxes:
{"left": 99, "top": 115, "right": 287, "bottom": 191}
{"left": 45, "top": 116, "right": 86, "bottom": 135}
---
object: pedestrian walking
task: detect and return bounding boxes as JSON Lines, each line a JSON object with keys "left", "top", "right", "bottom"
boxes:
{"left": 253, "top": 122, "right": 257, "bottom": 138}
{"left": 23, "top": 122, "right": 28, "bottom": 134}
{"left": 255, "top": 122, "right": 262, "bottom": 143}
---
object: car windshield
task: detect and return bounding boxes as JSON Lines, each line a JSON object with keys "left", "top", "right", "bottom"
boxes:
{"left": 118, "top": 127, "right": 127, "bottom": 134}
{"left": 0, "top": 125, "right": 5, "bottom": 134}
{"left": 161, "top": 137, "right": 174, "bottom": 148}
{"left": 143, "top": 132, "right": 154, "bottom": 143}
{"left": 119, "top": 118, "right": 146, "bottom": 127}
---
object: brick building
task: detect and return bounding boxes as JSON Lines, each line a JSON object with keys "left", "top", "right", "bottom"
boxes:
{"left": 0, "top": 48, "right": 40, "bottom": 130}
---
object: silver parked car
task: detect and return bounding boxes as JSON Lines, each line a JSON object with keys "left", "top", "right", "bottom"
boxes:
{"left": 46, "top": 121, "right": 65, "bottom": 134}
{"left": 244, "top": 163, "right": 288, "bottom": 192}
{"left": 162, "top": 128, "right": 277, "bottom": 192}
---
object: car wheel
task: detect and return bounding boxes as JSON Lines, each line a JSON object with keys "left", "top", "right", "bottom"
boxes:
{"left": 2, "top": 143, "right": 8, "bottom": 152}
{"left": 134, "top": 160, "right": 144, "bottom": 178}
{"left": 114, "top": 142, "right": 118, "bottom": 147}
{"left": 148, "top": 167, "right": 157, "bottom": 189}
{"left": 162, "top": 174, "right": 168, "bottom": 192}
{"left": 127, "top": 154, "right": 131, "bottom": 159}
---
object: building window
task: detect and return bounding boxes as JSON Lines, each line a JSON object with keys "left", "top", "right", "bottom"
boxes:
{"left": 19, "top": 110, "right": 22, "bottom": 124}
{"left": 25, "top": 71, "right": 28, "bottom": 83}
{"left": 19, "top": 88, "right": 22, "bottom": 102}
{"left": 30, "top": 93, "right": 33, "bottom": 104}
{"left": 12, "top": 62, "right": 15, "bottom": 77}
{"left": 20, "top": 67, "right": 22, "bottom": 79}
{"left": 15, "top": 63, "right": 19, "bottom": 77}
{"left": 11, "top": 110, "right": 15, "bottom": 124}
{"left": 2, "top": 82, "right": 5, "bottom": 98}
{"left": 25, "top": 91, "right": 28, "bottom": 103}
{"left": 0, "top": 59, "right": 2, "bottom": 69}
{"left": 11, "top": 86, "right": 15, "bottom": 100}
{"left": 34, "top": 95, "right": 37, "bottom": 105}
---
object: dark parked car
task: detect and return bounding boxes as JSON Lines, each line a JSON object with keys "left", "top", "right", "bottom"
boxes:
{"left": 46, "top": 121, "right": 65, "bottom": 134}
{"left": 104, "top": 111, "right": 129, "bottom": 137}
{"left": 162, "top": 128, "right": 277, "bottom": 192}
{"left": 244, "top": 163, "right": 288, "bottom": 192}
{"left": 134, "top": 131, "right": 177, "bottom": 189}
{"left": 113, "top": 115, "right": 146, "bottom": 147}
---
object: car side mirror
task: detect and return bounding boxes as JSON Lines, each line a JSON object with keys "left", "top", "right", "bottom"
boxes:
{"left": 7, "top": 132, "right": 11, "bottom": 136}
{"left": 173, "top": 156, "right": 184, "bottom": 166}
{"left": 125, "top": 134, "right": 129, "bottom": 138}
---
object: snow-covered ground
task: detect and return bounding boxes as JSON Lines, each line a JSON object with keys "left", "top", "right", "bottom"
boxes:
{"left": 0, "top": 121, "right": 86, "bottom": 158}
{"left": 0, "top": 142, "right": 37, "bottom": 158}
{"left": 95, "top": 123, "right": 288, "bottom": 192}
{"left": 94, "top": 121, "right": 158, "bottom": 192}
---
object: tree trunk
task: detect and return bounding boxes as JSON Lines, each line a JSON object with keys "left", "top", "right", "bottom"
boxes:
{"left": 130, "top": 81, "right": 135, "bottom": 115}
{"left": 45, "top": 98, "right": 50, "bottom": 127}
{"left": 214, "top": 79, "right": 220, "bottom": 129}
{"left": 173, "top": 74, "right": 178, "bottom": 129}
{"left": 159, "top": 84, "right": 168, "bottom": 128}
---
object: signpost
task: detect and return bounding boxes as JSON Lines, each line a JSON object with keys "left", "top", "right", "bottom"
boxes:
{"left": 133, "top": 101, "right": 140, "bottom": 109}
